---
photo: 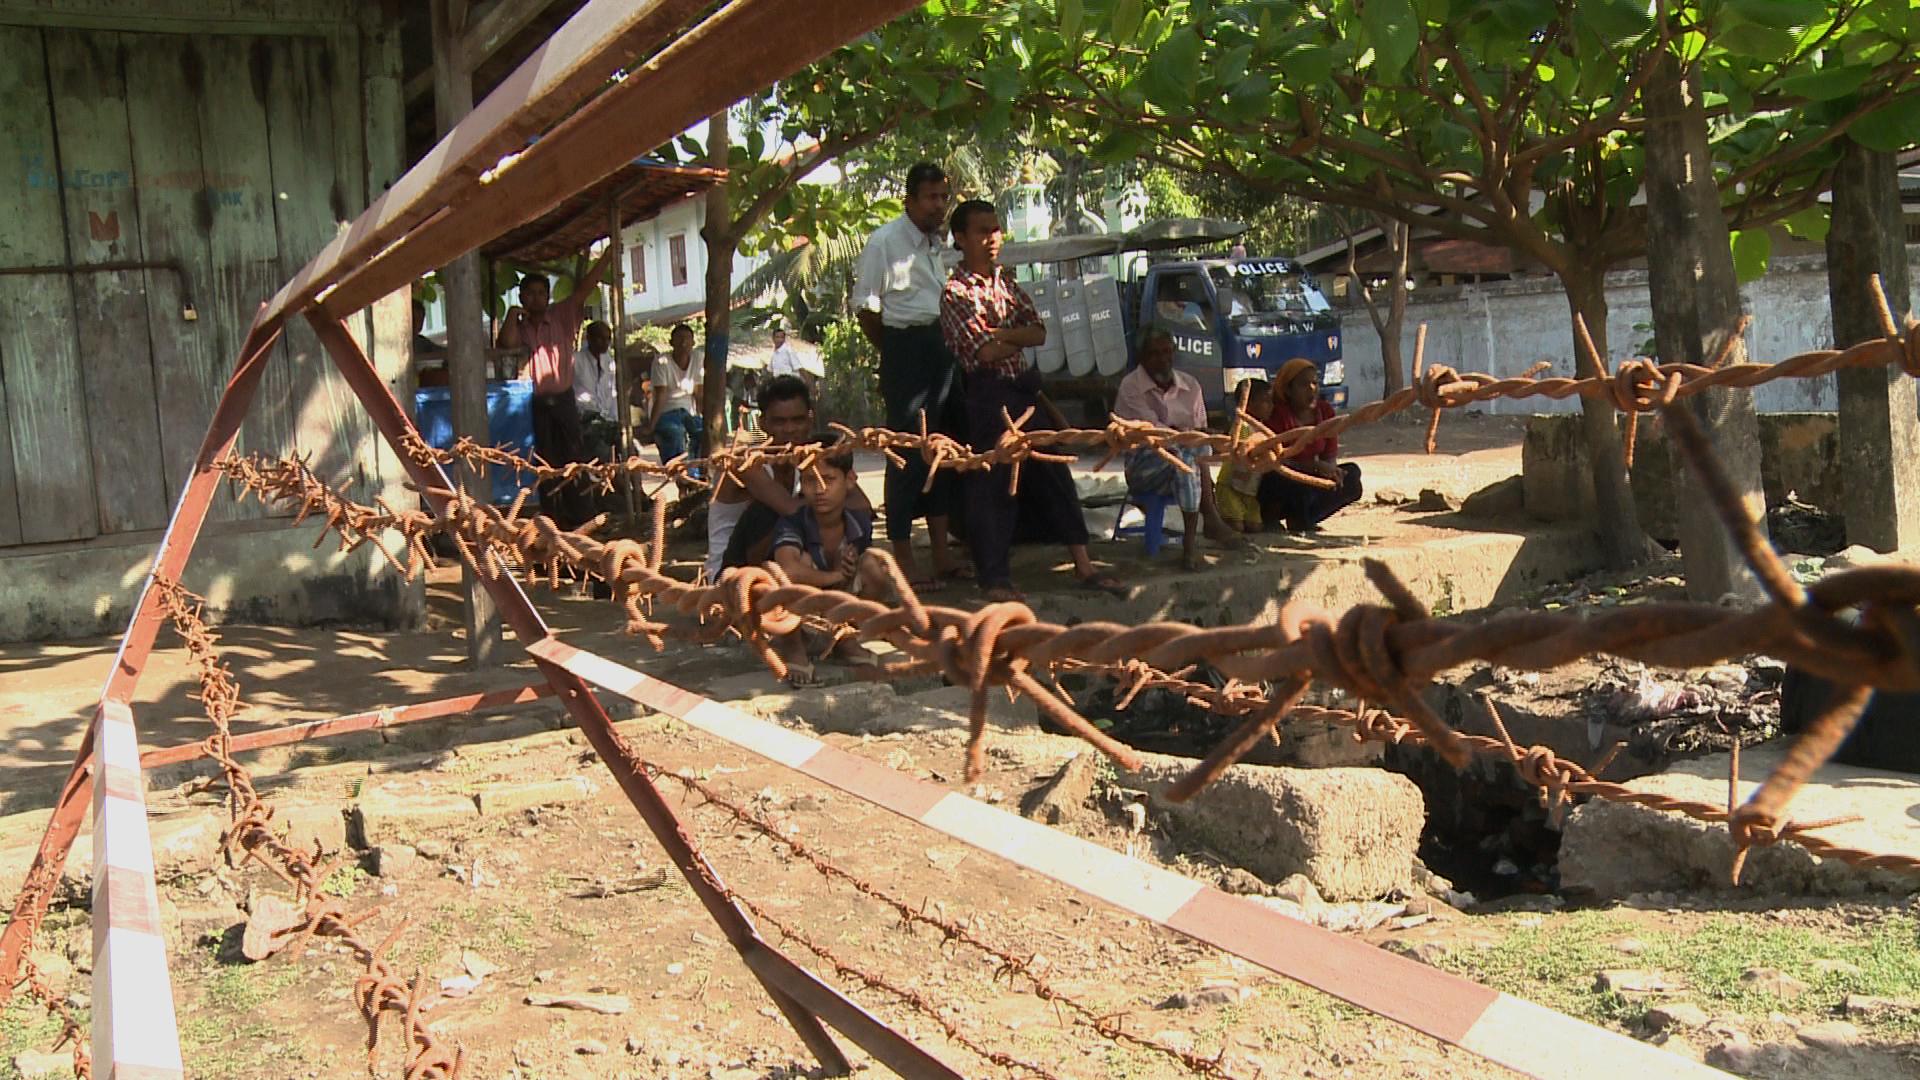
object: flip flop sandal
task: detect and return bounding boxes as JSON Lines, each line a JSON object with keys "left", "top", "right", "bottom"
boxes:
{"left": 1077, "top": 574, "right": 1129, "bottom": 598}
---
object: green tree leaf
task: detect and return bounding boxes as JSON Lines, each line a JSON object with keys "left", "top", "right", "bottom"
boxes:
{"left": 1113, "top": 0, "right": 1146, "bottom": 42}
{"left": 1776, "top": 63, "right": 1875, "bottom": 101}
{"left": 903, "top": 72, "right": 941, "bottom": 109}
{"left": 1284, "top": 43, "right": 1335, "bottom": 87}
{"left": 1360, "top": 0, "right": 1420, "bottom": 75}
{"left": 1059, "top": 0, "right": 1083, "bottom": 44}
{"left": 1847, "top": 93, "right": 1920, "bottom": 151}
{"left": 1577, "top": 0, "right": 1654, "bottom": 44}
{"left": 1730, "top": 227, "right": 1773, "bottom": 283}
{"left": 1726, "top": 0, "right": 1829, "bottom": 29}
{"left": 1780, "top": 205, "right": 1830, "bottom": 244}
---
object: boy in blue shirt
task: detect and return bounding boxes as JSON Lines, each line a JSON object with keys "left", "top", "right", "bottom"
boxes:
{"left": 771, "top": 441, "right": 888, "bottom": 682}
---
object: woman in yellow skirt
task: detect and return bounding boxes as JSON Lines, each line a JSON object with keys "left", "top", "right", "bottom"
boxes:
{"left": 1215, "top": 377, "right": 1272, "bottom": 531}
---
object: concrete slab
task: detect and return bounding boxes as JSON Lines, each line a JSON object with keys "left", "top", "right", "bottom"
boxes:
{"left": 1125, "top": 751, "right": 1428, "bottom": 901}
{"left": 1039, "top": 511, "right": 1601, "bottom": 629}
{"left": 1559, "top": 743, "right": 1920, "bottom": 899}
{"left": 349, "top": 787, "right": 480, "bottom": 848}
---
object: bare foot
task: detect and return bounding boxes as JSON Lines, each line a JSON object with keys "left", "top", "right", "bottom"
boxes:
{"left": 1182, "top": 547, "right": 1203, "bottom": 572}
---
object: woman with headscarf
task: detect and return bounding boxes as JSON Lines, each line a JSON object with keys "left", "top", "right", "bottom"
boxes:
{"left": 1257, "top": 358, "right": 1362, "bottom": 532}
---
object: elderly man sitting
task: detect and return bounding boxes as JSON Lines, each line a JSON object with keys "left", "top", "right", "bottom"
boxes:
{"left": 1111, "top": 328, "right": 1245, "bottom": 569}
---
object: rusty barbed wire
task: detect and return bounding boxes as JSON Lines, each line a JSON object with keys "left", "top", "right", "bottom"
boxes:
{"left": 211, "top": 447, "right": 1920, "bottom": 880}
{"left": 398, "top": 279, "right": 1920, "bottom": 504}
{"left": 661, "top": 769, "right": 1255, "bottom": 1079}
{"left": 151, "top": 579, "right": 467, "bottom": 1079}
{"left": 1029, "top": 656, "right": 1920, "bottom": 879}
{"left": 12, "top": 956, "right": 89, "bottom": 1079}
{"left": 727, "top": 892, "right": 1069, "bottom": 1080}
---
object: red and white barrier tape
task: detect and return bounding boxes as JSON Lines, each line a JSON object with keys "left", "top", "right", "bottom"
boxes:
{"left": 90, "top": 700, "right": 185, "bottom": 1080}
{"left": 528, "top": 637, "right": 1730, "bottom": 1080}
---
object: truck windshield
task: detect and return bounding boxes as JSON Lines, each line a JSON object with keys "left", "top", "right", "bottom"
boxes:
{"left": 1208, "top": 263, "right": 1330, "bottom": 323}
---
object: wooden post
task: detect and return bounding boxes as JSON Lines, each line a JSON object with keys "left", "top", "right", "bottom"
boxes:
{"left": 701, "top": 111, "right": 731, "bottom": 440}
{"left": 432, "top": 0, "right": 503, "bottom": 663}
{"left": 608, "top": 190, "right": 638, "bottom": 517}
{"left": 1827, "top": 136, "right": 1920, "bottom": 554}
{"left": 1642, "top": 52, "right": 1768, "bottom": 603}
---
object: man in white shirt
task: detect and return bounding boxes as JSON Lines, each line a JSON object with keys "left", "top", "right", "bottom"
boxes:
{"left": 767, "top": 327, "right": 816, "bottom": 397}
{"left": 572, "top": 321, "right": 618, "bottom": 458}
{"left": 853, "top": 161, "right": 967, "bottom": 587}
{"left": 641, "top": 324, "right": 705, "bottom": 467}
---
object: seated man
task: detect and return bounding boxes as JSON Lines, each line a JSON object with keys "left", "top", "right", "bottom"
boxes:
{"left": 1111, "top": 327, "right": 1245, "bottom": 569}
{"left": 1259, "top": 358, "right": 1362, "bottom": 532}
{"left": 641, "top": 324, "right": 705, "bottom": 466}
{"left": 705, "top": 375, "right": 870, "bottom": 580}
{"left": 770, "top": 442, "right": 889, "bottom": 683}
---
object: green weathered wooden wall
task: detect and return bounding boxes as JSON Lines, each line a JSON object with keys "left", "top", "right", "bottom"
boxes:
{"left": 0, "top": 25, "right": 99, "bottom": 544}
{"left": 45, "top": 30, "right": 169, "bottom": 534}
{"left": 0, "top": 11, "right": 390, "bottom": 544}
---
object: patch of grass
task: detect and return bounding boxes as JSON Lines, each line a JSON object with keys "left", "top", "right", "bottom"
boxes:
{"left": 1265, "top": 981, "right": 1371, "bottom": 1046}
{"left": 1100, "top": 1042, "right": 1167, "bottom": 1079}
{"left": 182, "top": 954, "right": 310, "bottom": 1080}
{"left": 1439, "top": 910, "right": 1920, "bottom": 1035}
{"left": 1, "top": 997, "right": 82, "bottom": 1080}
{"left": 322, "top": 864, "right": 369, "bottom": 898}
{"left": 494, "top": 906, "right": 538, "bottom": 954}
{"left": 201, "top": 956, "right": 303, "bottom": 1013}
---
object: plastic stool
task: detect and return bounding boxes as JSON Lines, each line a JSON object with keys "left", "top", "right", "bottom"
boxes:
{"left": 1112, "top": 493, "right": 1178, "bottom": 556}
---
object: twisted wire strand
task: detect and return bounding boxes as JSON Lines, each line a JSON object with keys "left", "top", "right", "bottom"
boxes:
{"left": 398, "top": 313, "right": 1920, "bottom": 501}
{"left": 151, "top": 579, "right": 467, "bottom": 1079}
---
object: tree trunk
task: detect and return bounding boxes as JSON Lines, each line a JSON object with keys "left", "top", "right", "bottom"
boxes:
{"left": 700, "top": 112, "right": 731, "bottom": 440}
{"left": 1376, "top": 216, "right": 1411, "bottom": 397}
{"left": 1642, "top": 52, "right": 1768, "bottom": 603}
{"left": 1827, "top": 135, "right": 1920, "bottom": 553}
{"left": 431, "top": 0, "right": 500, "bottom": 665}
{"left": 1343, "top": 214, "right": 1411, "bottom": 399}
{"left": 1562, "top": 266, "right": 1656, "bottom": 570}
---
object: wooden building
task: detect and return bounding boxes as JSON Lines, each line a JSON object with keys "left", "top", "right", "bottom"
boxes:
{"left": 0, "top": 0, "right": 415, "bottom": 641}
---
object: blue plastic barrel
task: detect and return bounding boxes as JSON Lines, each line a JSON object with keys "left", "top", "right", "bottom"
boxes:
{"left": 414, "top": 381, "right": 537, "bottom": 505}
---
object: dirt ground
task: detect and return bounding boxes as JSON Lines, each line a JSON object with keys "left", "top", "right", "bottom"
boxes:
{"left": 8, "top": 412, "right": 1920, "bottom": 1079}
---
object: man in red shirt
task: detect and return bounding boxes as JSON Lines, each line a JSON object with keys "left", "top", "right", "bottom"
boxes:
{"left": 496, "top": 249, "right": 614, "bottom": 526}
{"left": 940, "top": 199, "right": 1123, "bottom": 601}
{"left": 1259, "top": 358, "right": 1362, "bottom": 531}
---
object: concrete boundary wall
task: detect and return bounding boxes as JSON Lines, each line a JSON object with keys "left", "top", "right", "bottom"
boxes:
{"left": 1337, "top": 249, "right": 1920, "bottom": 413}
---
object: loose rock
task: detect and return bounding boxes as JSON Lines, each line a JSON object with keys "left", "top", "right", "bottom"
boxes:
{"left": 1019, "top": 753, "right": 1101, "bottom": 827}
{"left": 1645, "top": 1002, "right": 1710, "bottom": 1031}
{"left": 1705, "top": 1031, "right": 1759, "bottom": 1073}
{"left": 1382, "top": 940, "right": 1450, "bottom": 967}
{"left": 1595, "top": 969, "right": 1685, "bottom": 995}
{"left": 240, "top": 894, "right": 305, "bottom": 962}
{"left": 1157, "top": 983, "right": 1247, "bottom": 1010}
{"left": 1739, "top": 967, "right": 1809, "bottom": 999}
{"left": 576, "top": 1039, "right": 610, "bottom": 1056}
{"left": 1844, "top": 993, "right": 1914, "bottom": 1018}
{"left": 370, "top": 844, "right": 418, "bottom": 878}
{"left": 1796, "top": 1020, "right": 1861, "bottom": 1051}
{"left": 525, "top": 992, "right": 631, "bottom": 1015}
